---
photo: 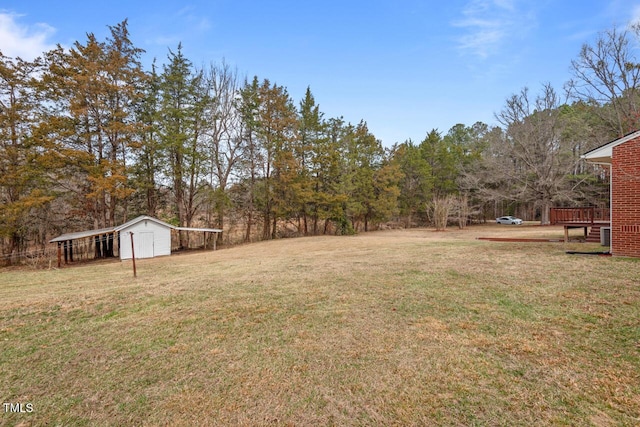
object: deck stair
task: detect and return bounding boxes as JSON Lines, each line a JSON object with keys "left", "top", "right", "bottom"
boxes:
{"left": 586, "top": 226, "right": 601, "bottom": 243}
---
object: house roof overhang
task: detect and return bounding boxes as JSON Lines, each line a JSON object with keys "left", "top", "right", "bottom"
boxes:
{"left": 582, "top": 129, "right": 640, "bottom": 164}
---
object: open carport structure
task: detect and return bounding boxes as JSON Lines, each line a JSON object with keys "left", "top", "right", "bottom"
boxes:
{"left": 50, "top": 216, "right": 222, "bottom": 267}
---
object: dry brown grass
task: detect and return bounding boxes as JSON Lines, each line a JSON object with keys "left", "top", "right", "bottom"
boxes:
{"left": 1, "top": 224, "right": 639, "bottom": 426}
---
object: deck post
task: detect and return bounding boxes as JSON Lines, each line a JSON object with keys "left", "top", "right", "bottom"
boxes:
{"left": 564, "top": 226, "right": 569, "bottom": 243}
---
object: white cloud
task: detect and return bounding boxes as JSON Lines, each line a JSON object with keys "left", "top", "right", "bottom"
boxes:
{"left": 144, "top": 6, "right": 212, "bottom": 52}
{"left": 177, "top": 6, "right": 212, "bottom": 33}
{"left": 452, "top": 0, "right": 532, "bottom": 59}
{"left": 629, "top": 4, "right": 640, "bottom": 28}
{"left": 0, "top": 12, "right": 56, "bottom": 60}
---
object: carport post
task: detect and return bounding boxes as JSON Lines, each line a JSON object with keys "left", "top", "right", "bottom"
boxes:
{"left": 130, "top": 232, "right": 137, "bottom": 278}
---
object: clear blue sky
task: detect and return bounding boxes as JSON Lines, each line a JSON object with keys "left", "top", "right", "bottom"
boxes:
{"left": 2, "top": 0, "right": 639, "bottom": 146}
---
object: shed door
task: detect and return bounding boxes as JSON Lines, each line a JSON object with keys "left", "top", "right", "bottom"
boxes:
{"left": 136, "top": 231, "right": 154, "bottom": 258}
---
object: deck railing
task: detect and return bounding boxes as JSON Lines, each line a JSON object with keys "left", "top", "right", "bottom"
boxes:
{"left": 549, "top": 207, "right": 610, "bottom": 225}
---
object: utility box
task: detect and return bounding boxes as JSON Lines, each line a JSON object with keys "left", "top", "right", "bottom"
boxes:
{"left": 601, "top": 227, "right": 611, "bottom": 247}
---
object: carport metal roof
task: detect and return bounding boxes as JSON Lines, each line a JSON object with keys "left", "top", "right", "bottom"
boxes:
{"left": 49, "top": 226, "right": 116, "bottom": 243}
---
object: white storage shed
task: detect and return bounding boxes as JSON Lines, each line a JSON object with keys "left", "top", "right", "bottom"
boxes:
{"left": 117, "top": 216, "right": 173, "bottom": 260}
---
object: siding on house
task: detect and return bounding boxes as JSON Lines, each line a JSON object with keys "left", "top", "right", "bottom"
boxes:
{"left": 612, "top": 139, "right": 640, "bottom": 257}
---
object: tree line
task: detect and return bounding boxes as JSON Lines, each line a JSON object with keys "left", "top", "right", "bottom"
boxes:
{"left": 1, "top": 20, "right": 638, "bottom": 264}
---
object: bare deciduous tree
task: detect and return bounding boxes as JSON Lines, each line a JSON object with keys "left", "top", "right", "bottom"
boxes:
{"left": 567, "top": 25, "right": 640, "bottom": 136}
{"left": 496, "top": 84, "right": 578, "bottom": 224}
{"left": 429, "top": 195, "right": 455, "bottom": 231}
{"left": 203, "top": 61, "right": 243, "bottom": 246}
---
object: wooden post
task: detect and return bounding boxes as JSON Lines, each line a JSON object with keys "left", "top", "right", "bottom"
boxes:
{"left": 57, "top": 242, "right": 62, "bottom": 268}
{"left": 108, "top": 233, "right": 114, "bottom": 257}
{"left": 130, "top": 232, "right": 137, "bottom": 278}
{"left": 101, "top": 234, "right": 108, "bottom": 259}
{"left": 95, "top": 235, "right": 101, "bottom": 259}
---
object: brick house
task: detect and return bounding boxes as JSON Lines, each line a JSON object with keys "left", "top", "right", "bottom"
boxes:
{"left": 583, "top": 130, "right": 640, "bottom": 257}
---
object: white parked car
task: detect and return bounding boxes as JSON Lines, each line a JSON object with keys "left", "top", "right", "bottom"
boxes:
{"left": 496, "top": 216, "right": 523, "bottom": 225}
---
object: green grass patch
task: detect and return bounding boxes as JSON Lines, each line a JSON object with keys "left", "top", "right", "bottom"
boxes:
{"left": 1, "top": 226, "right": 639, "bottom": 426}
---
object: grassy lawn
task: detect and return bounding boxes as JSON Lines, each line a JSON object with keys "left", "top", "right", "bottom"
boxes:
{"left": 1, "top": 225, "right": 639, "bottom": 426}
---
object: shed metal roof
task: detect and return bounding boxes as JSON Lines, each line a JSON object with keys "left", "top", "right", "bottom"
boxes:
{"left": 115, "top": 215, "right": 174, "bottom": 232}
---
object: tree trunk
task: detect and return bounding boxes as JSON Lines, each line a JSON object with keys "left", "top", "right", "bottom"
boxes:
{"left": 262, "top": 211, "right": 271, "bottom": 240}
{"left": 245, "top": 210, "right": 253, "bottom": 243}
{"left": 540, "top": 199, "right": 551, "bottom": 225}
{"left": 303, "top": 213, "right": 308, "bottom": 236}
{"left": 216, "top": 209, "right": 224, "bottom": 247}
{"left": 271, "top": 215, "right": 277, "bottom": 239}
{"left": 313, "top": 211, "right": 318, "bottom": 235}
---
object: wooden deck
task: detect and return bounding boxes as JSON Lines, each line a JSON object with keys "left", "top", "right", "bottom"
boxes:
{"left": 549, "top": 208, "right": 610, "bottom": 243}
{"left": 550, "top": 207, "right": 610, "bottom": 225}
